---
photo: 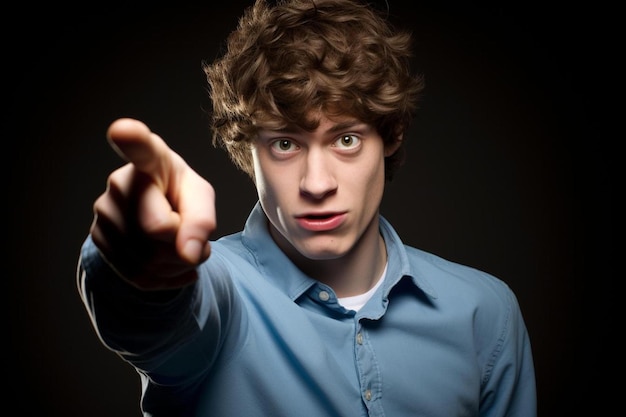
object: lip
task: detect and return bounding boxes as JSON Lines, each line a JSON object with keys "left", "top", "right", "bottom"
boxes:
{"left": 295, "top": 212, "right": 347, "bottom": 232}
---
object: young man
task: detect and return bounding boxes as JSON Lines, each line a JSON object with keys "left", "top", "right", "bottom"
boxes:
{"left": 77, "top": 0, "right": 537, "bottom": 415}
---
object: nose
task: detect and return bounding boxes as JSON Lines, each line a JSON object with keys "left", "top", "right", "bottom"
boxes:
{"left": 299, "top": 149, "right": 337, "bottom": 200}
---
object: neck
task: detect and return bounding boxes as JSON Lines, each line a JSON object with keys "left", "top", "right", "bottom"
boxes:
{"left": 285, "top": 217, "right": 387, "bottom": 298}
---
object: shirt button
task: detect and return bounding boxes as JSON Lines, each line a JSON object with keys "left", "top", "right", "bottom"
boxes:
{"left": 318, "top": 290, "right": 330, "bottom": 301}
{"left": 356, "top": 332, "right": 363, "bottom": 345}
{"left": 364, "top": 389, "right": 372, "bottom": 401}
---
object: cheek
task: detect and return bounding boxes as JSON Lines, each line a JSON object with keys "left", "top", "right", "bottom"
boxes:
{"left": 252, "top": 152, "right": 273, "bottom": 206}
{"left": 252, "top": 154, "right": 289, "bottom": 209}
{"left": 359, "top": 154, "right": 386, "bottom": 192}
{"left": 253, "top": 167, "right": 274, "bottom": 205}
{"left": 360, "top": 159, "right": 387, "bottom": 212}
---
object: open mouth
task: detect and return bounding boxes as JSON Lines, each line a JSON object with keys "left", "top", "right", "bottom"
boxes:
{"left": 305, "top": 213, "right": 333, "bottom": 220}
{"left": 296, "top": 212, "right": 346, "bottom": 231}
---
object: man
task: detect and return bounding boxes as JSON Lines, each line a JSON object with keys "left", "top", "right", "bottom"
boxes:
{"left": 77, "top": 0, "right": 537, "bottom": 415}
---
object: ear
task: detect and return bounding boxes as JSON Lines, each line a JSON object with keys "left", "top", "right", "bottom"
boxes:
{"left": 384, "top": 134, "right": 403, "bottom": 157}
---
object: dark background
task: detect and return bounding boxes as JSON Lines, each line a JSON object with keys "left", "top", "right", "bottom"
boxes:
{"left": 9, "top": 1, "right": 614, "bottom": 416}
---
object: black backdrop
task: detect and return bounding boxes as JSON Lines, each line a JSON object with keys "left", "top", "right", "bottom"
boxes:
{"left": 9, "top": 2, "right": 614, "bottom": 416}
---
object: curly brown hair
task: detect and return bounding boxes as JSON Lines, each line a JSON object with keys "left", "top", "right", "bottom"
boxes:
{"left": 204, "top": 0, "right": 424, "bottom": 181}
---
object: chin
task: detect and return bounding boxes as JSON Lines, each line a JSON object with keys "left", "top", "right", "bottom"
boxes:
{"left": 296, "top": 242, "right": 350, "bottom": 261}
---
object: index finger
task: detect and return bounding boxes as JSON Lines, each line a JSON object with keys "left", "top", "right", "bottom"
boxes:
{"left": 106, "top": 118, "right": 173, "bottom": 191}
{"left": 105, "top": 117, "right": 215, "bottom": 264}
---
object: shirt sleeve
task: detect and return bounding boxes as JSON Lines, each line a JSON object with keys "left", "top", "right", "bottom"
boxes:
{"left": 479, "top": 287, "right": 537, "bottom": 416}
{"left": 77, "top": 235, "right": 196, "bottom": 354}
{"left": 76, "top": 235, "right": 238, "bottom": 378}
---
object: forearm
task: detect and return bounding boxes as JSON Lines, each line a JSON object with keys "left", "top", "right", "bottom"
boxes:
{"left": 77, "top": 235, "right": 199, "bottom": 362}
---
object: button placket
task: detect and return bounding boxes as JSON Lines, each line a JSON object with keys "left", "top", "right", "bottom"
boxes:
{"left": 354, "top": 321, "right": 384, "bottom": 414}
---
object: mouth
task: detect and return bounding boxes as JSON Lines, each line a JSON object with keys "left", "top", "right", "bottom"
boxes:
{"left": 295, "top": 212, "right": 347, "bottom": 232}
{"left": 305, "top": 213, "right": 333, "bottom": 220}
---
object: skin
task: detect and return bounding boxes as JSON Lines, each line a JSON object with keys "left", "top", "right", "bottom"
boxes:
{"left": 253, "top": 113, "right": 400, "bottom": 296}
{"left": 91, "top": 118, "right": 215, "bottom": 290}
{"left": 91, "top": 116, "right": 400, "bottom": 296}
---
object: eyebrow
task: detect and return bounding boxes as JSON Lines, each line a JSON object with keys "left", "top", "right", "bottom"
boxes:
{"left": 263, "top": 119, "right": 367, "bottom": 135}
{"left": 327, "top": 120, "right": 367, "bottom": 133}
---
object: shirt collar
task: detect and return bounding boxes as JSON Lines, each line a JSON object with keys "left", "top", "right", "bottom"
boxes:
{"left": 378, "top": 216, "right": 438, "bottom": 299}
{"left": 241, "top": 202, "right": 316, "bottom": 301}
{"left": 241, "top": 202, "right": 438, "bottom": 301}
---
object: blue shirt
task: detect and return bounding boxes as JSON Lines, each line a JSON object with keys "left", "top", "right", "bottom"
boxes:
{"left": 78, "top": 202, "right": 536, "bottom": 416}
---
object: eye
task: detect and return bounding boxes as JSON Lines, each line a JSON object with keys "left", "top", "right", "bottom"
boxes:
{"left": 270, "top": 139, "right": 299, "bottom": 153}
{"left": 334, "top": 134, "right": 360, "bottom": 149}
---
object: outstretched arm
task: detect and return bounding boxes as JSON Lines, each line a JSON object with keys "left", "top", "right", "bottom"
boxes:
{"left": 90, "top": 118, "right": 216, "bottom": 290}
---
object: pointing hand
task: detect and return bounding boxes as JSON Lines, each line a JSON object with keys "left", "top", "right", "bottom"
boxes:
{"left": 90, "top": 118, "right": 216, "bottom": 290}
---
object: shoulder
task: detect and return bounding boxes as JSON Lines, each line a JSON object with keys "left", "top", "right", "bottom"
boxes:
{"left": 403, "top": 246, "right": 530, "bottom": 361}
{"left": 381, "top": 216, "right": 518, "bottom": 313}
{"left": 403, "top": 245, "right": 521, "bottom": 318}
{"left": 201, "top": 231, "right": 255, "bottom": 274}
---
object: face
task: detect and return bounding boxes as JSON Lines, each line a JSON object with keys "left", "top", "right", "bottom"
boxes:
{"left": 251, "top": 113, "right": 399, "bottom": 261}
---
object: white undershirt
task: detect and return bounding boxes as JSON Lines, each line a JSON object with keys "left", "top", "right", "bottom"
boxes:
{"left": 337, "top": 263, "right": 388, "bottom": 312}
